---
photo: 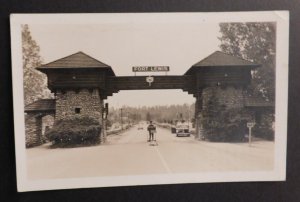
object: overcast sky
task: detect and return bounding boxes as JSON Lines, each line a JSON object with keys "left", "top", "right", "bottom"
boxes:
{"left": 29, "top": 15, "right": 221, "bottom": 107}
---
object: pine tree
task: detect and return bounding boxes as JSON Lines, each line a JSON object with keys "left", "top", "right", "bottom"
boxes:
{"left": 22, "top": 24, "right": 52, "bottom": 105}
{"left": 219, "top": 22, "right": 276, "bottom": 102}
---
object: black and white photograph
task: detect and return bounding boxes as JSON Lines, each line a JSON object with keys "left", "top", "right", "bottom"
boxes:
{"left": 10, "top": 12, "right": 289, "bottom": 192}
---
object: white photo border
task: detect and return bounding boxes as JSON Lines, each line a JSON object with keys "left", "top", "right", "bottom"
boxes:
{"left": 10, "top": 11, "right": 289, "bottom": 192}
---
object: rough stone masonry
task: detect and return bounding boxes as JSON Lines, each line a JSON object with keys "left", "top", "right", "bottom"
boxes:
{"left": 55, "top": 88, "right": 103, "bottom": 121}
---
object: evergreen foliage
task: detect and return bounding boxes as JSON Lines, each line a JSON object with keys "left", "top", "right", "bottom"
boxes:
{"left": 219, "top": 22, "right": 276, "bottom": 102}
{"left": 200, "top": 87, "right": 250, "bottom": 142}
{"left": 45, "top": 116, "right": 101, "bottom": 147}
{"left": 107, "top": 103, "right": 195, "bottom": 124}
{"left": 252, "top": 112, "right": 274, "bottom": 140}
{"left": 22, "top": 24, "right": 52, "bottom": 105}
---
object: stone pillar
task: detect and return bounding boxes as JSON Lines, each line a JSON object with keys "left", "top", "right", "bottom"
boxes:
{"left": 25, "top": 113, "right": 43, "bottom": 147}
{"left": 102, "top": 119, "right": 107, "bottom": 143}
{"left": 200, "top": 85, "right": 247, "bottom": 141}
{"left": 194, "top": 97, "right": 198, "bottom": 138}
{"left": 99, "top": 99, "right": 105, "bottom": 143}
{"left": 35, "top": 116, "right": 42, "bottom": 144}
{"left": 202, "top": 86, "right": 244, "bottom": 110}
{"left": 54, "top": 88, "right": 104, "bottom": 144}
{"left": 55, "top": 88, "right": 103, "bottom": 121}
{"left": 194, "top": 91, "right": 203, "bottom": 140}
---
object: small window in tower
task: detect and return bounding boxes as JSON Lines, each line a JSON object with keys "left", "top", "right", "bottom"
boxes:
{"left": 75, "top": 108, "right": 81, "bottom": 114}
{"left": 92, "top": 89, "right": 98, "bottom": 97}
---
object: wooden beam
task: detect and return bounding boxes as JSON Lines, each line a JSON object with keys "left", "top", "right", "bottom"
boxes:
{"left": 106, "top": 75, "right": 195, "bottom": 91}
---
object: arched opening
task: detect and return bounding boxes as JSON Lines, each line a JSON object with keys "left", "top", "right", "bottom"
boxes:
{"left": 24, "top": 99, "right": 56, "bottom": 147}
{"left": 42, "top": 114, "right": 55, "bottom": 138}
{"left": 105, "top": 89, "right": 195, "bottom": 144}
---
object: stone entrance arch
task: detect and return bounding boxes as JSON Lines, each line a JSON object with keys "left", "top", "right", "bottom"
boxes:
{"left": 25, "top": 50, "right": 273, "bottom": 146}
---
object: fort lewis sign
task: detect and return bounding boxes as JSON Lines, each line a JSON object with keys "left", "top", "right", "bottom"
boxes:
{"left": 132, "top": 66, "right": 170, "bottom": 72}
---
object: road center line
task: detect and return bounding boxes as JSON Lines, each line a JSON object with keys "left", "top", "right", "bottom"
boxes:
{"left": 154, "top": 146, "right": 172, "bottom": 173}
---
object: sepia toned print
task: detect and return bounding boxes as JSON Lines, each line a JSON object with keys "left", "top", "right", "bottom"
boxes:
{"left": 10, "top": 12, "right": 288, "bottom": 192}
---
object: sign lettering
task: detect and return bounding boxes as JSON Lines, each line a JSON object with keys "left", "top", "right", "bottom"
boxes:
{"left": 132, "top": 66, "right": 170, "bottom": 72}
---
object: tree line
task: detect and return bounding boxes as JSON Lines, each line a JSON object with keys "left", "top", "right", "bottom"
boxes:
{"left": 107, "top": 104, "right": 195, "bottom": 125}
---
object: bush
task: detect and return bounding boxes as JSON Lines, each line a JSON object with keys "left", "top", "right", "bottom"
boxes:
{"left": 252, "top": 112, "right": 274, "bottom": 140}
{"left": 45, "top": 116, "right": 101, "bottom": 147}
{"left": 200, "top": 87, "right": 251, "bottom": 142}
{"left": 252, "top": 126, "right": 274, "bottom": 140}
{"left": 200, "top": 87, "right": 274, "bottom": 142}
{"left": 201, "top": 107, "right": 250, "bottom": 142}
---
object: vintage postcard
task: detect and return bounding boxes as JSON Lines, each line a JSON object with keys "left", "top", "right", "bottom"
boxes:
{"left": 10, "top": 12, "right": 289, "bottom": 192}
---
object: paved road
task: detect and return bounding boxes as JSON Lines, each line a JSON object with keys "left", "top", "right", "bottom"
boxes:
{"left": 27, "top": 123, "right": 274, "bottom": 180}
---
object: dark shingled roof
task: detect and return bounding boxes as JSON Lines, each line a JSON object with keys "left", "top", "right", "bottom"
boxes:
{"left": 25, "top": 99, "right": 56, "bottom": 113}
{"left": 244, "top": 96, "right": 274, "bottom": 108}
{"left": 37, "top": 51, "right": 115, "bottom": 75}
{"left": 185, "top": 51, "right": 259, "bottom": 75}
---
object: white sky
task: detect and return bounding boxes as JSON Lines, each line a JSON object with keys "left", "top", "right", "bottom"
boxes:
{"left": 29, "top": 17, "right": 221, "bottom": 107}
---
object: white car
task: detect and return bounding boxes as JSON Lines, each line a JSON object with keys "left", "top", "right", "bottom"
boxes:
{"left": 175, "top": 124, "right": 190, "bottom": 137}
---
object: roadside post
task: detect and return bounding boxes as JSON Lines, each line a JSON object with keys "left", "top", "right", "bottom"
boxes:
{"left": 247, "top": 122, "right": 255, "bottom": 147}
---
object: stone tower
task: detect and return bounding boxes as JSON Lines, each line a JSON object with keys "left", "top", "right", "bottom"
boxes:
{"left": 184, "top": 51, "right": 260, "bottom": 139}
{"left": 37, "top": 52, "right": 115, "bottom": 122}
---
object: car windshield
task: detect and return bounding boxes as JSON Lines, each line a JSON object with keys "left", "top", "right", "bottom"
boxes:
{"left": 177, "top": 124, "right": 188, "bottom": 129}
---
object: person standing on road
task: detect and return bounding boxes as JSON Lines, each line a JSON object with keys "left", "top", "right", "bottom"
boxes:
{"left": 147, "top": 121, "right": 156, "bottom": 142}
